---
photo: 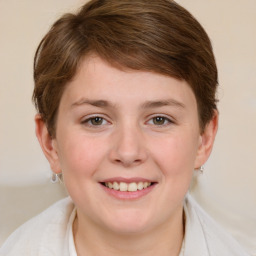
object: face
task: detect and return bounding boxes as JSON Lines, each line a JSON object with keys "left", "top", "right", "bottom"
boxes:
{"left": 36, "top": 55, "right": 217, "bottom": 235}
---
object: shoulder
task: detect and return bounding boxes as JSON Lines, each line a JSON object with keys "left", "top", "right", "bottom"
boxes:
{"left": 184, "top": 194, "right": 250, "bottom": 256}
{"left": 0, "top": 197, "right": 75, "bottom": 256}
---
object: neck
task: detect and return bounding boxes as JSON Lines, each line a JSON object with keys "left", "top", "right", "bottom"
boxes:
{"left": 73, "top": 207, "right": 184, "bottom": 256}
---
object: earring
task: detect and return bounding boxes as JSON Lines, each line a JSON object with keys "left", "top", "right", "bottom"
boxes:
{"left": 196, "top": 166, "right": 204, "bottom": 173}
{"left": 51, "top": 172, "right": 62, "bottom": 183}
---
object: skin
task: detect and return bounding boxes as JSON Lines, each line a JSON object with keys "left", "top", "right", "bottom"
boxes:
{"left": 36, "top": 55, "right": 218, "bottom": 256}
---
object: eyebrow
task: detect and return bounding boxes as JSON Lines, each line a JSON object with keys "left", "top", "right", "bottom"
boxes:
{"left": 71, "top": 99, "right": 114, "bottom": 108}
{"left": 71, "top": 98, "right": 185, "bottom": 109}
{"left": 141, "top": 99, "right": 185, "bottom": 109}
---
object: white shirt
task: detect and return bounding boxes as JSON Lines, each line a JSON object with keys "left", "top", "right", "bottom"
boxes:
{"left": 0, "top": 194, "right": 250, "bottom": 256}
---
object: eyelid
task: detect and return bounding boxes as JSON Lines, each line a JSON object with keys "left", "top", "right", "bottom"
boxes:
{"left": 146, "top": 114, "right": 175, "bottom": 125}
{"left": 81, "top": 114, "right": 111, "bottom": 126}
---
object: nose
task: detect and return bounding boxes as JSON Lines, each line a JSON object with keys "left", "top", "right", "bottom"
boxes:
{"left": 109, "top": 124, "right": 148, "bottom": 167}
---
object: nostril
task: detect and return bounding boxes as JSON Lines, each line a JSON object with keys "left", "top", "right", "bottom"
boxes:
{"left": 109, "top": 138, "right": 148, "bottom": 166}
{"left": 112, "top": 154, "right": 143, "bottom": 166}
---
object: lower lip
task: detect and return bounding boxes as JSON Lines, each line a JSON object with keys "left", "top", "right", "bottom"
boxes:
{"left": 100, "top": 183, "right": 156, "bottom": 200}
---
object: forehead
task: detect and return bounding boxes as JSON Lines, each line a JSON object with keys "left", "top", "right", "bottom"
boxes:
{"left": 61, "top": 55, "right": 197, "bottom": 110}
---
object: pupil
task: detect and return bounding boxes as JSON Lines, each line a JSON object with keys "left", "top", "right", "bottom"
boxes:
{"left": 154, "top": 117, "right": 164, "bottom": 125}
{"left": 92, "top": 117, "right": 103, "bottom": 125}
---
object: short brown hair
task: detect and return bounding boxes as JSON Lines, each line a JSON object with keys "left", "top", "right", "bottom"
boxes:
{"left": 33, "top": 0, "right": 218, "bottom": 137}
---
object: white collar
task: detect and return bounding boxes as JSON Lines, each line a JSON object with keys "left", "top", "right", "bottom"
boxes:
{"left": 66, "top": 207, "right": 77, "bottom": 256}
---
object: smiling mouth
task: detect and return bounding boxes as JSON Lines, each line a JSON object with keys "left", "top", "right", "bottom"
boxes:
{"left": 102, "top": 181, "right": 154, "bottom": 192}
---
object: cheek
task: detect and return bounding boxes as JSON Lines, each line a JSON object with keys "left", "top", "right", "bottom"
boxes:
{"left": 150, "top": 132, "right": 199, "bottom": 176}
{"left": 57, "top": 134, "right": 108, "bottom": 177}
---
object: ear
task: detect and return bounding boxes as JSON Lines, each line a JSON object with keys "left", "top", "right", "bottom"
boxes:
{"left": 194, "top": 110, "right": 218, "bottom": 169}
{"left": 35, "top": 114, "right": 61, "bottom": 174}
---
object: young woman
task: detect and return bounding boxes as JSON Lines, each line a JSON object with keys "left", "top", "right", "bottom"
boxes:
{"left": 0, "top": 0, "right": 250, "bottom": 255}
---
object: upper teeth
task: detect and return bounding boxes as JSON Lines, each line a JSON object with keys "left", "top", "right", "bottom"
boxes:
{"left": 105, "top": 182, "right": 151, "bottom": 192}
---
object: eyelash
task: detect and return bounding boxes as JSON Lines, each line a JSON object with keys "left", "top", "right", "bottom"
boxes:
{"left": 147, "top": 115, "right": 174, "bottom": 126}
{"left": 81, "top": 115, "right": 174, "bottom": 128}
{"left": 81, "top": 116, "right": 109, "bottom": 127}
